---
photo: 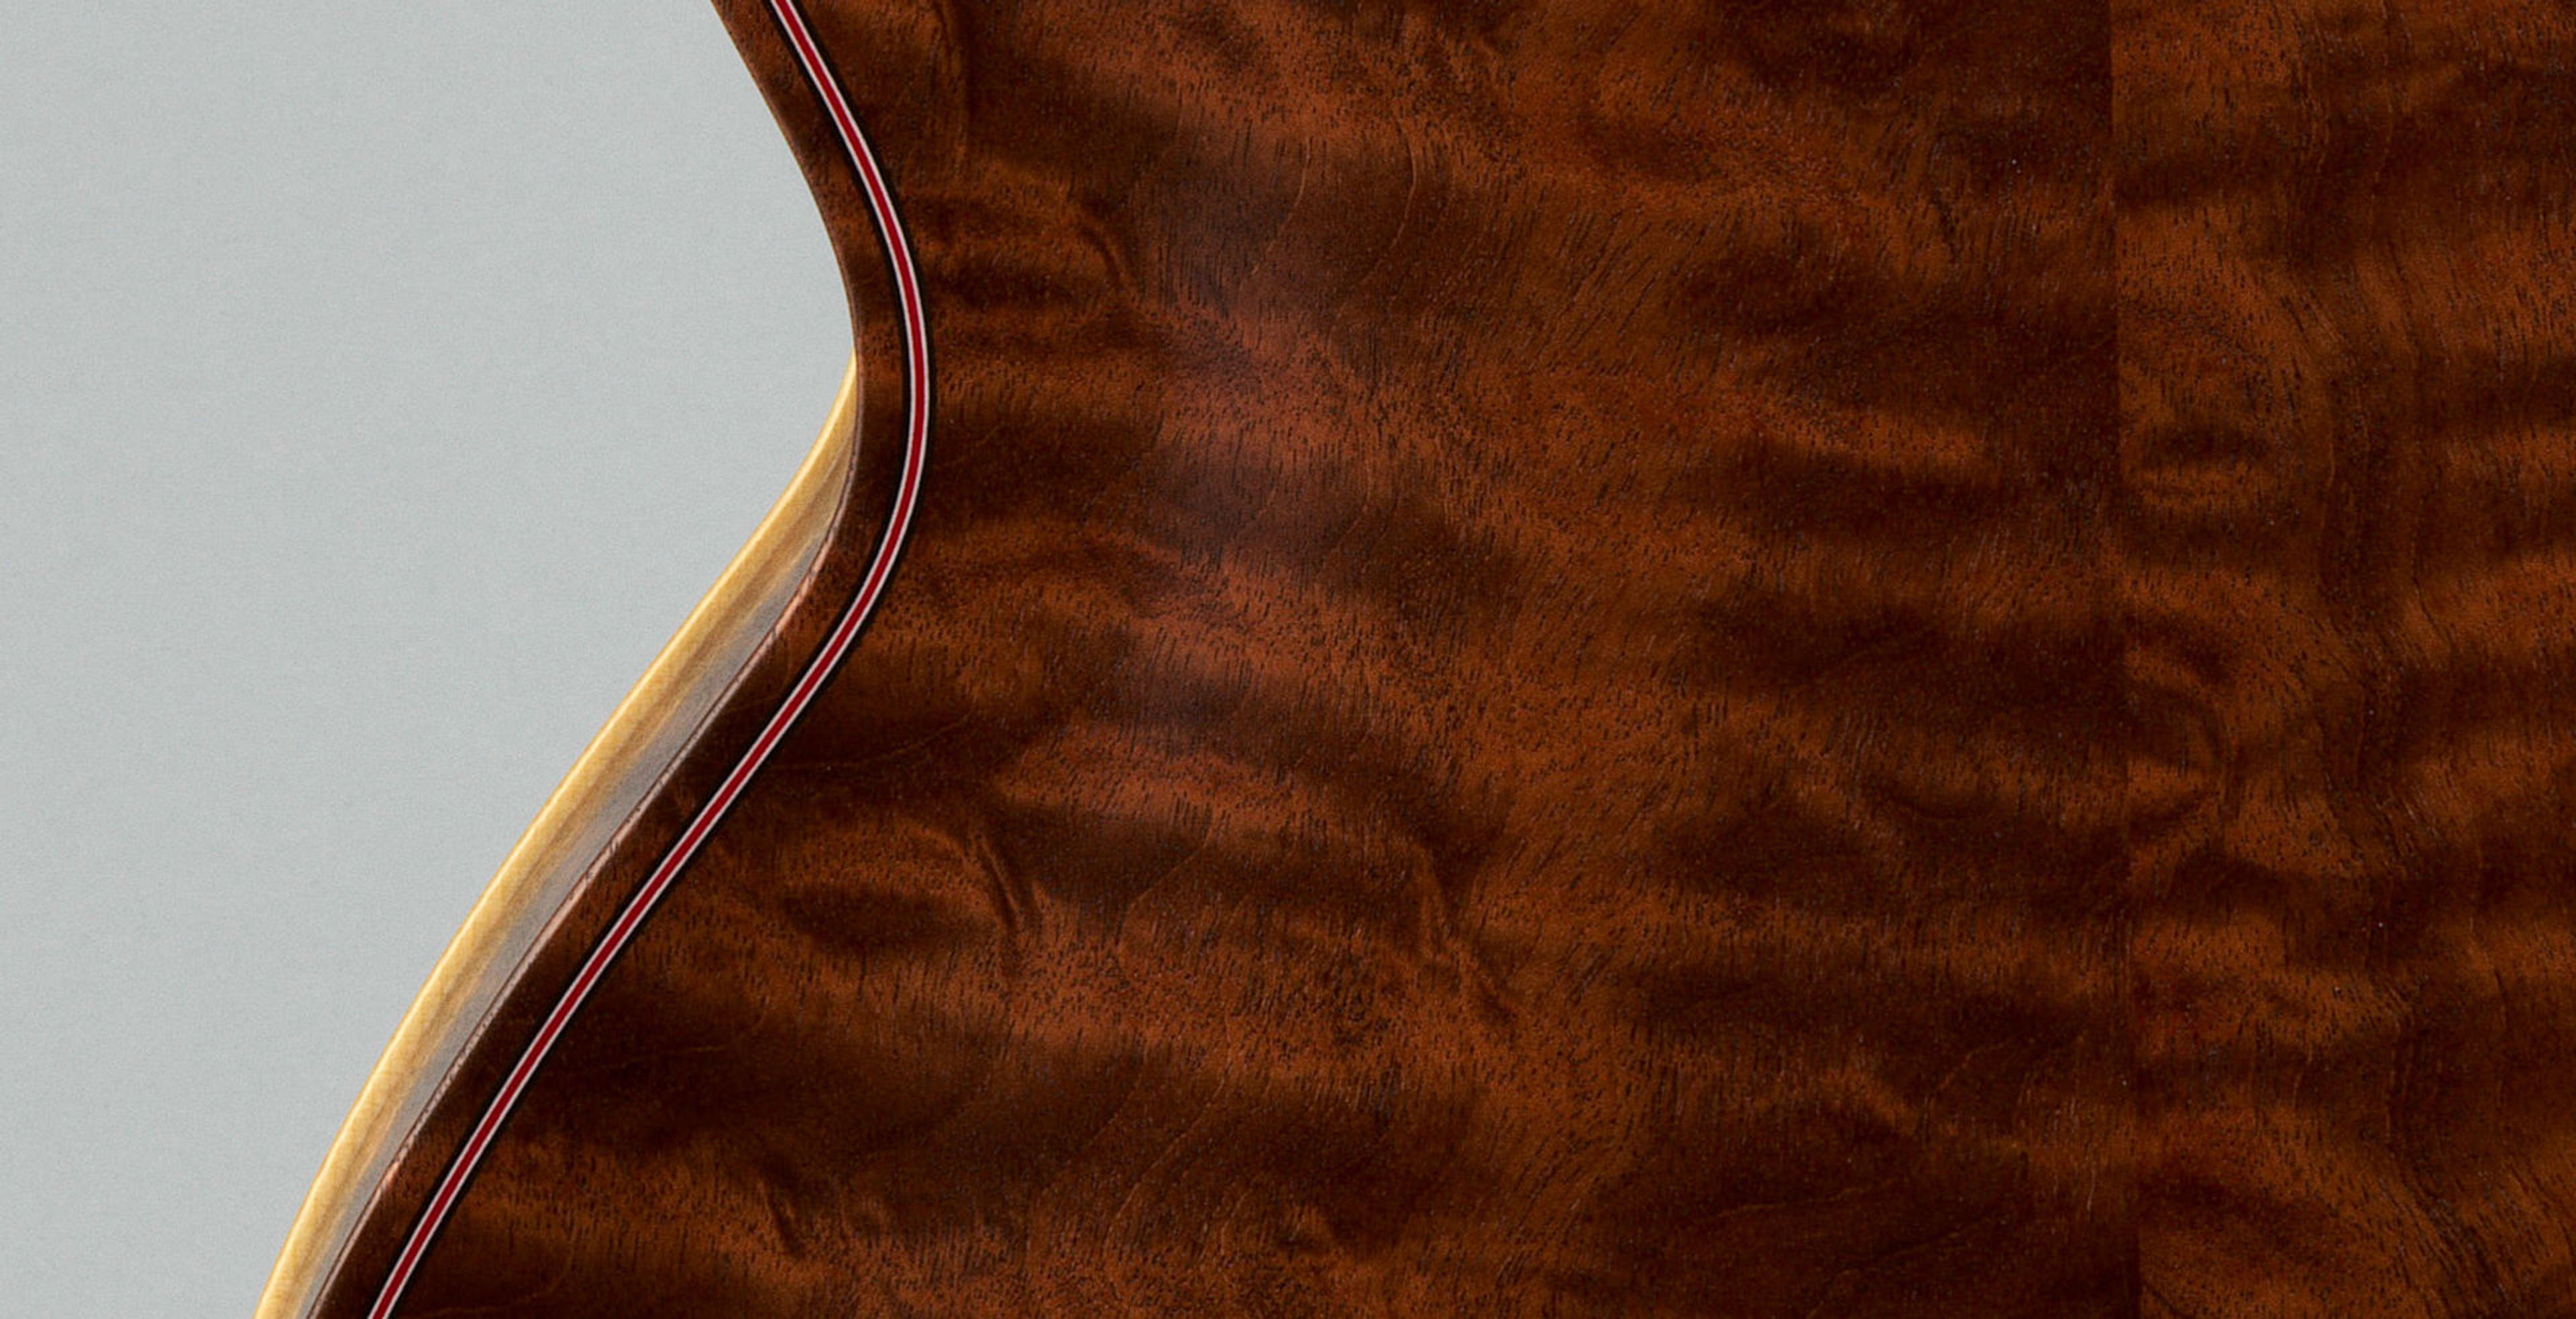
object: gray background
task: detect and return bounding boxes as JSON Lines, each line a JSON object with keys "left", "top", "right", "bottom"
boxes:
{"left": 1, "top": 4, "right": 845, "bottom": 1312}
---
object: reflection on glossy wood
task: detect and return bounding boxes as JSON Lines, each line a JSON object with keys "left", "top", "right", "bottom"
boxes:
{"left": 278, "top": 0, "right": 2576, "bottom": 1314}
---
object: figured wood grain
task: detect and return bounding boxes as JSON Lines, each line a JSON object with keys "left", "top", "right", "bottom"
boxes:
{"left": 2122, "top": 2, "right": 2576, "bottom": 1314}
{"left": 278, "top": 0, "right": 2576, "bottom": 1314}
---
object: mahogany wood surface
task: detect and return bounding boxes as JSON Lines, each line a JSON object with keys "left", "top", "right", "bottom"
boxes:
{"left": 288, "top": 0, "right": 2576, "bottom": 1314}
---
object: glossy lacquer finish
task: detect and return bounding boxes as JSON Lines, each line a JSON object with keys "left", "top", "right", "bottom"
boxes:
{"left": 288, "top": 0, "right": 2576, "bottom": 1314}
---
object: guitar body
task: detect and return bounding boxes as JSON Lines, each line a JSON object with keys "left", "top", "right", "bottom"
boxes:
{"left": 263, "top": 1, "right": 2576, "bottom": 1315}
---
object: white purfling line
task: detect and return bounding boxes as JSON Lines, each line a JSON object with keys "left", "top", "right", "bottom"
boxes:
{"left": 363, "top": 3, "right": 929, "bottom": 1312}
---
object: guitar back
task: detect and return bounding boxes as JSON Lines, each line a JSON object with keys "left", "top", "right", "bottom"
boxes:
{"left": 265, "top": 2, "right": 2576, "bottom": 1316}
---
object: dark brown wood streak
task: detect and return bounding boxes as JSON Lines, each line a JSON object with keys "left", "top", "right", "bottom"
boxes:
{"left": 282, "top": 0, "right": 2576, "bottom": 1314}
{"left": 2124, "top": 2, "right": 2576, "bottom": 1314}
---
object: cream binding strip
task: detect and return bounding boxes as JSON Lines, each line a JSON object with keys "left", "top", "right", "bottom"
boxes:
{"left": 360, "top": 5, "right": 928, "bottom": 1313}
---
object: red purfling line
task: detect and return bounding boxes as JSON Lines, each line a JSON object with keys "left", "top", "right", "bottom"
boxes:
{"left": 362, "top": 3, "right": 928, "bottom": 1314}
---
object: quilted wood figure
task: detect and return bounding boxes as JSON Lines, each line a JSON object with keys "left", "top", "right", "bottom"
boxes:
{"left": 261, "top": 1, "right": 2576, "bottom": 1315}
